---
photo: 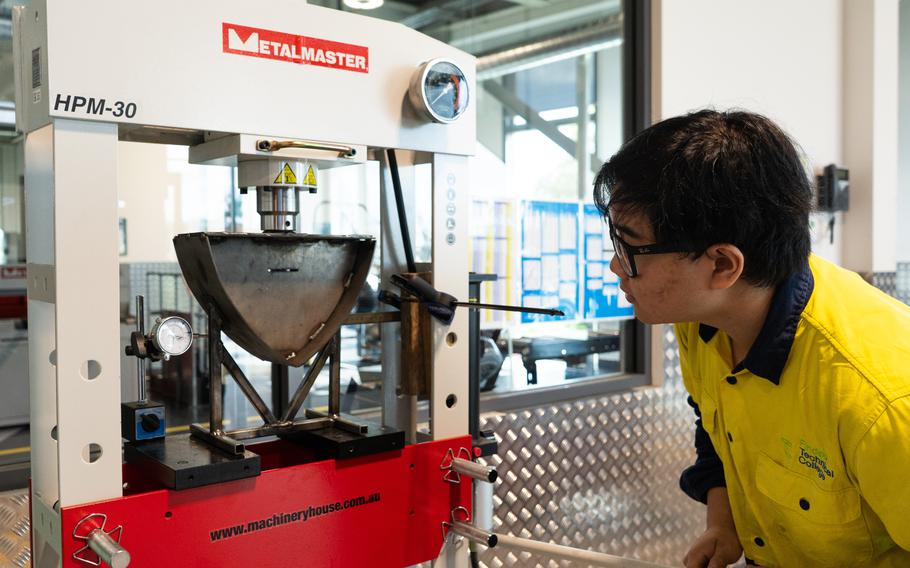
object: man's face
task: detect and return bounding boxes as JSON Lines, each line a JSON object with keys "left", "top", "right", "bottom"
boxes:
{"left": 608, "top": 208, "right": 711, "bottom": 325}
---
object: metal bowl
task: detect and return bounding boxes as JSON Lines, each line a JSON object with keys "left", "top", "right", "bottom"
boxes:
{"left": 174, "top": 232, "right": 375, "bottom": 367}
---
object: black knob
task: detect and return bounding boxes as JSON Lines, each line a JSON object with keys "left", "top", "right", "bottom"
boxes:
{"left": 140, "top": 413, "right": 161, "bottom": 433}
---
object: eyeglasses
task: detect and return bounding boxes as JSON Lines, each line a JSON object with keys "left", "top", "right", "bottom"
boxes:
{"left": 607, "top": 218, "right": 691, "bottom": 278}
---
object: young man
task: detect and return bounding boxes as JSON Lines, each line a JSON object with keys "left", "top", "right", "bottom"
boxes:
{"left": 594, "top": 110, "right": 910, "bottom": 567}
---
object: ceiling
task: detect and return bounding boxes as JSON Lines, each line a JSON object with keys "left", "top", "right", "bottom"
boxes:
{"left": 308, "top": 0, "right": 621, "bottom": 57}
{"left": 0, "top": 1, "right": 622, "bottom": 111}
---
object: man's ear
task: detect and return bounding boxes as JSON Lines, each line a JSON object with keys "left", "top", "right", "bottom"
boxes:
{"left": 704, "top": 244, "right": 745, "bottom": 290}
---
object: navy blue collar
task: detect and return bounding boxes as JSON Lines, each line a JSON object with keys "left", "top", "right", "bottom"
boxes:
{"left": 697, "top": 262, "right": 814, "bottom": 385}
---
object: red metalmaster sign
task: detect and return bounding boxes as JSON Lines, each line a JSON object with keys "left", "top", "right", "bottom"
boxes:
{"left": 222, "top": 22, "right": 369, "bottom": 73}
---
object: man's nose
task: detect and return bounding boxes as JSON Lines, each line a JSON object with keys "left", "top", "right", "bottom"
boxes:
{"left": 609, "top": 253, "right": 624, "bottom": 278}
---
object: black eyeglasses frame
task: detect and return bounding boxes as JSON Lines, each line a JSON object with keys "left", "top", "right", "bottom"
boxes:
{"left": 607, "top": 218, "right": 692, "bottom": 278}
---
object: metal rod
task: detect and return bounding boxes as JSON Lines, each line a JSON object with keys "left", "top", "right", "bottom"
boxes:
{"left": 220, "top": 346, "right": 278, "bottom": 424}
{"left": 386, "top": 148, "right": 417, "bottom": 273}
{"left": 256, "top": 139, "right": 356, "bottom": 157}
{"left": 282, "top": 343, "right": 333, "bottom": 422}
{"left": 453, "top": 301, "right": 564, "bottom": 317}
{"left": 342, "top": 311, "right": 401, "bottom": 325}
{"left": 207, "top": 309, "right": 223, "bottom": 434}
{"left": 87, "top": 529, "right": 131, "bottom": 568}
{"left": 329, "top": 334, "right": 341, "bottom": 417}
{"left": 451, "top": 522, "right": 497, "bottom": 548}
{"left": 494, "top": 534, "right": 674, "bottom": 567}
{"left": 451, "top": 457, "right": 498, "bottom": 483}
{"left": 271, "top": 363, "right": 289, "bottom": 418}
{"left": 135, "top": 295, "right": 147, "bottom": 403}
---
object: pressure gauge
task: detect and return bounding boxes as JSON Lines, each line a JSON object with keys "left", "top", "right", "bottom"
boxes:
{"left": 408, "top": 58, "right": 469, "bottom": 124}
{"left": 149, "top": 316, "right": 193, "bottom": 358}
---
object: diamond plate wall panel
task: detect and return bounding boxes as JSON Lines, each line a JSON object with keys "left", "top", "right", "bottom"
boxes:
{"left": 478, "top": 327, "right": 703, "bottom": 567}
{"left": 0, "top": 490, "right": 31, "bottom": 568}
{"left": 872, "top": 271, "right": 897, "bottom": 298}
{"left": 894, "top": 264, "right": 910, "bottom": 305}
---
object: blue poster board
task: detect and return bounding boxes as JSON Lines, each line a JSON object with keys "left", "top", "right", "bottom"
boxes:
{"left": 520, "top": 201, "right": 579, "bottom": 323}
{"left": 582, "top": 204, "right": 634, "bottom": 320}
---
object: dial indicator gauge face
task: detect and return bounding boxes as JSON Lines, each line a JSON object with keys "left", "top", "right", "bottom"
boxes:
{"left": 152, "top": 316, "right": 193, "bottom": 357}
{"left": 409, "top": 58, "right": 469, "bottom": 123}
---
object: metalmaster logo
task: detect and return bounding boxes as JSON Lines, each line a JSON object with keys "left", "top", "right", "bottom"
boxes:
{"left": 222, "top": 23, "right": 369, "bottom": 73}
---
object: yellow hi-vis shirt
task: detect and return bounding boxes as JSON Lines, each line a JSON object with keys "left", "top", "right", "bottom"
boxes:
{"left": 675, "top": 254, "right": 910, "bottom": 567}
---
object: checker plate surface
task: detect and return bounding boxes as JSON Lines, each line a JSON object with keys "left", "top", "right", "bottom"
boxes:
{"left": 478, "top": 329, "right": 704, "bottom": 567}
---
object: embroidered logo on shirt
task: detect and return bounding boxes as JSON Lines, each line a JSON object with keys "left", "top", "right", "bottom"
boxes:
{"left": 780, "top": 437, "right": 793, "bottom": 459}
{"left": 798, "top": 439, "right": 834, "bottom": 480}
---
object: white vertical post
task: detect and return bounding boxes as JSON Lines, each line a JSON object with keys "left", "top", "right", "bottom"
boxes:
{"left": 429, "top": 153, "right": 469, "bottom": 441}
{"left": 842, "top": 0, "right": 900, "bottom": 274}
{"left": 27, "top": 118, "right": 122, "bottom": 566}
{"left": 576, "top": 53, "right": 592, "bottom": 201}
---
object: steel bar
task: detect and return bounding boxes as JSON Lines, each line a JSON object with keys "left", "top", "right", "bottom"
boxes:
{"left": 282, "top": 343, "right": 333, "bottom": 422}
{"left": 220, "top": 346, "right": 278, "bottom": 424}
{"left": 207, "top": 308, "right": 224, "bottom": 434}
{"left": 450, "top": 457, "right": 498, "bottom": 483}
{"left": 226, "top": 417, "right": 333, "bottom": 440}
{"left": 329, "top": 333, "right": 341, "bottom": 416}
{"left": 190, "top": 423, "right": 245, "bottom": 456}
{"left": 453, "top": 301, "right": 563, "bottom": 317}
{"left": 494, "top": 533, "right": 674, "bottom": 568}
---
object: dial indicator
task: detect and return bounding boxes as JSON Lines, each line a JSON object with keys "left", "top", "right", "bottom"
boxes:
{"left": 150, "top": 316, "right": 193, "bottom": 358}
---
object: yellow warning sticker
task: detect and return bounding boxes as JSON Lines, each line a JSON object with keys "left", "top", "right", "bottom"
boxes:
{"left": 273, "top": 163, "right": 298, "bottom": 184}
{"left": 303, "top": 165, "right": 317, "bottom": 187}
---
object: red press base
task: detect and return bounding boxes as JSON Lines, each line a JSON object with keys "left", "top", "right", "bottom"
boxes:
{"left": 56, "top": 435, "right": 473, "bottom": 567}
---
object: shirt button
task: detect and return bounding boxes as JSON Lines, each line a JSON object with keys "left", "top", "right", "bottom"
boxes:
{"left": 799, "top": 498, "right": 810, "bottom": 511}
{"left": 754, "top": 537, "right": 765, "bottom": 547}
{"left": 726, "top": 376, "right": 737, "bottom": 385}
{"left": 727, "top": 432, "right": 733, "bottom": 442}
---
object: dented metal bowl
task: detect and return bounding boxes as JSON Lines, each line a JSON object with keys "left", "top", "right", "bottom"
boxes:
{"left": 173, "top": 232, "right": 375, "bottom": 367}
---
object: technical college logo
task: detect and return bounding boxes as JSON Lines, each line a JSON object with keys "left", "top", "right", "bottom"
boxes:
{"left": 798, "top": 439, "right": 834, "bottom": 481}
{"left": 222, "top": 23, "right": 369, "bottom": 73}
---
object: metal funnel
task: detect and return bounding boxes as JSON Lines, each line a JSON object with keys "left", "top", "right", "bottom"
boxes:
{"left": 173, "top": 232, "right": 375, "bottom": 367}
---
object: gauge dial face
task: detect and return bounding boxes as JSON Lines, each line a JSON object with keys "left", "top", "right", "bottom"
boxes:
{"left": 153, "top": 316, "right": 193, "bottom": 356}
{"left": 415, "top": 59, "right": 469, "bottom": 123}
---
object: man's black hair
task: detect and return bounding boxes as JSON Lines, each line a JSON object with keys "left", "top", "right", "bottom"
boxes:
{"left": 593, "top": 109, "right": 813, "bottom": 288}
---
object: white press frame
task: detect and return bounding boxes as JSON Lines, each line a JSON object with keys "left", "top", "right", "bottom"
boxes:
{"left": 15, "top": 2, "right": 474, "bottom": 566}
